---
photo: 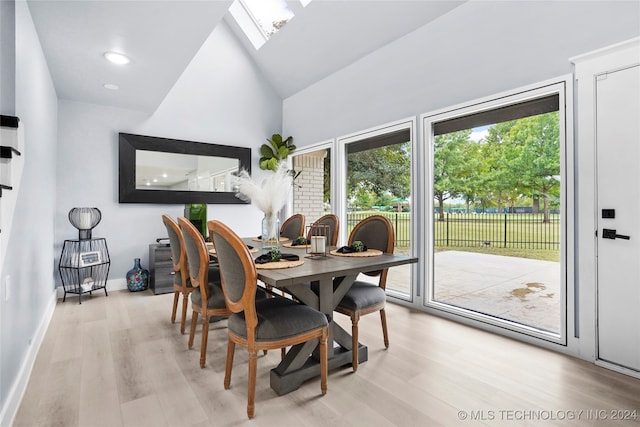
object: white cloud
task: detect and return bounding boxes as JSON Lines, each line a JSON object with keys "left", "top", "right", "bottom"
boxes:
{"left": 469, "top": 129, "right": 488, "bottom": 142}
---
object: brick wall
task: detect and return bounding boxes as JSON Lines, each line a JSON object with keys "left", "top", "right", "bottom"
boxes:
{"left": 292, "top": 150, "right": 327, "bottom": 226}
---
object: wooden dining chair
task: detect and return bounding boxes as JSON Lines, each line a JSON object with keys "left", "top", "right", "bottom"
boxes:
{"left": 162, "top": 214, "right": 195, "bottom": 334}
{"left": 178, "top": 217, "right": 231, "bottom": 368}
{"left": 208, "top": 219, "right": 328, "bottom": 419}
{"left": 280, "top": 213, "right": 305, "bottom": 240}
{"left": 335, "top": 215, "right": 394, "bottom": 371}
{"left": 306, "top": 213, "right": 340, "bottom": 246}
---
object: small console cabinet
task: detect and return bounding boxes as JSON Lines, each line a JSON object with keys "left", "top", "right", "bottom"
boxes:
{"left": 149, "top": 243, "right": 174, "bottom": 295}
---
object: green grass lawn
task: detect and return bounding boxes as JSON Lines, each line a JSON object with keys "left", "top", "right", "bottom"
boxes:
{"left": 346, "top": 210, "right": 560, "bottom": 262}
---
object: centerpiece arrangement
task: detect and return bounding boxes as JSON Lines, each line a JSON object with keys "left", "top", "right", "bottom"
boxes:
{"left": 235, "top": 161, "right": 293, "bottom": 250}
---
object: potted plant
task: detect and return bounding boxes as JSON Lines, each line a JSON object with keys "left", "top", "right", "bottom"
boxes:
{"left": 259, "top": 133, "right": 295, "bottom": 171}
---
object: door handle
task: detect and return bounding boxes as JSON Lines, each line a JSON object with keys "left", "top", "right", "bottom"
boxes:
{"left": 603, "top": 229, "right": 631, "bottom": 240}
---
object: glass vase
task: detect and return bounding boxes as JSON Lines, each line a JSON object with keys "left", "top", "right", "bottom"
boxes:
{"left": 261, "top": 213, "right": 280, "bottom": 251}
{"left": 126, "top": 258, "right": 149, "bottom": 292}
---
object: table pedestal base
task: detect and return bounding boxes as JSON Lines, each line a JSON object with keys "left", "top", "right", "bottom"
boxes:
{"left": 270, "top": 344, "right": 367, "bottom": 396}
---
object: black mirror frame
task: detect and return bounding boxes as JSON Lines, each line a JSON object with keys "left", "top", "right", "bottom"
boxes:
{"left": 118, "top": 132, "right": 251, "bottom": 204}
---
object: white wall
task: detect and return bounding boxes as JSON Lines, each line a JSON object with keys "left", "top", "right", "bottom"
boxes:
{"left": 0, "top": 0, "right": 58, "bottom": 421}
{"left": 283, "top": 1, "right": 640, "bottom": 144}
{"left": 281, "top": 0, "right": 640, "bottom": 360}
{"left": 0, "top": 0, "right": 15, "bottom": 115}
{"left": 56, "top": 19, "right": 282, "bottom": 288}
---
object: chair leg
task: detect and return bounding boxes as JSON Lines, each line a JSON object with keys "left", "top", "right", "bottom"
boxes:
{"left": 180, "top": 293, "right": 189, "bottom": 335}
{"left": 188, "top": 311, "right": 198, "bottom": 349}
{"left": 224, "top": 339, "right": 235, "bottom": 390}
{"left": 320, "top": 328, "right": 328, "bottom": 395}
{"left": 200, "top": 315, "right": 209, "bottom": 368}
{"left": 281, "top": 347, "right": 286, "bottom": 360}
{"left": 247, "top": 350, "right": 258, "bottom": 419}
{"left": 351, "top": 314, "right": 360, "bottom": 371}
{"left": 171, "top": 291, "right": 179, "bottom": 323}
{"left": 380, "top": 308, "right": 389, "bottom": 348}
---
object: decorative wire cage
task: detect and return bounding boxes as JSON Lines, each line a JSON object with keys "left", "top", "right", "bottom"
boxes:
{"left": 306, "top": 223, "right": 329, "bottom": 258}
{"left": 68, "top": 207, "right": 102, "bottom": 240}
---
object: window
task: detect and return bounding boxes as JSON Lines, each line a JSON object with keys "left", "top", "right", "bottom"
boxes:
{"left": 422, "top": 79, "right": 569, "bottom": 344}
{"left": 229, "top": 0, "right": 295, "bottom": 49}
{"left": 337, "top": 119, "right": 416, "bottom": 300}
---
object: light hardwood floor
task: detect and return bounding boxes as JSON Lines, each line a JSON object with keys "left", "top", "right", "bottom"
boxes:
{"left": 14, "top": 290, "right": 640, "bottom": 426}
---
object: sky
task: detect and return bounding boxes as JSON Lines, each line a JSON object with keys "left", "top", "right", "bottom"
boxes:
{"left": 243, "top": 0, "right": 294, "bottom": 34}
{"left": 470, "top": 125, "right": 490, "bottom": 142}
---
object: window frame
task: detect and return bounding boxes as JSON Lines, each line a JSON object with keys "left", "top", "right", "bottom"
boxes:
{"left": 336, "top": 117, "right": 417, "bottom": 302}
{"left": 420, "top": 76, "right": 573, "bottom": 346}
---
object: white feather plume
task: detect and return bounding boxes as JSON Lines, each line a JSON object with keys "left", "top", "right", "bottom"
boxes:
{"left": 234, "top": 162, "right": 293, "bottom": 215}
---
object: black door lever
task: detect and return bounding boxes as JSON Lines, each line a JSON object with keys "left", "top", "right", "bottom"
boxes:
{"left": 603, "top": 229, "right": 631, "bottom": 240}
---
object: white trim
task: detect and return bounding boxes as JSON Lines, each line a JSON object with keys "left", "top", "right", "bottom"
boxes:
{"left": 287, "top": 139, "right": 333, "bottom": 220}
{"left": 420, "top": 75, "right": 572, "bottom": 347}
{"left": 228, "top": 0, "right": 268, "bottom": 50}
{"left": 572, "top": 38, "right": 640, "bottom": 369}
{"left": 0, "top": 289, "right": 57, "bottom": 427}
{"left": 595, "top": 360, "right": 640, "bottom": 380}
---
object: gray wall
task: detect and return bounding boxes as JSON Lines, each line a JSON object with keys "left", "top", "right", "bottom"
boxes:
{"left": 0, "top": 0, "right": 15, "bottom": 115}
{"left": 55, "top": 19, "right": 282, "bottom": 287}
{"left": 283, "top": 1, "right": 640, "bottom": 144}
{"left": 2, "top": 11, "right": 281, "bottom": 423}
{"left": 1, "top": 0, "right": 58, "bottom": 416}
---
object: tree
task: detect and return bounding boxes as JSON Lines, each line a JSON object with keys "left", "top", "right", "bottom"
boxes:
{"left": 433, "top": 130, "right": 472, "bottom": 220}
{"left": 347, "top": 142, "right": 411, "bottom": 202}
{"left": 507, "top": 112, "right": 560, "bottom": 222}
{"left": 481, "top": 120, "right": 523, "bottom": 213}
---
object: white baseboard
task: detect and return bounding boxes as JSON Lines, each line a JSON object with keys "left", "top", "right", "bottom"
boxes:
{"left": 0, "top": 288, "right": 57, "bottom": 427}
{"left": 595, "top": 360, "right": 640, "bottom": 380}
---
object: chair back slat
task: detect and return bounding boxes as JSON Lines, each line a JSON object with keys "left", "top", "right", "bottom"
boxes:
{"left": 349, "top": 215, "right": 394, "bottom": 253}
{"left": 162, "top": 215, "right": 186, "bottom": 288}
{"left": 348, "top": 215, "right": 394, "bottom": 282}
{"left": 178, "top": 217, "right": 209, "bottom": 304}
{"left": 208, "top": 220, "right": 258, "bottom": 326}
{"left": 309, "top": 214, "right": 339, "bottom": 246}
{"left": 280, "top": 213, "right": 305, "bottom": 240}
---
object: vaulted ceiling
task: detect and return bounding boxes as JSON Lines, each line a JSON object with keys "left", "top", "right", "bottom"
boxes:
{"left": 26, "top": 0, "right": 466, "bottom": 112}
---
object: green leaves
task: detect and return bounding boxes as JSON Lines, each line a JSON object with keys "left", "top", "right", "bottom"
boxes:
{"left": 259, "top": 134, "right": 296, "bottom": 171}
{"left": 268, "top": 247, "right": 281, "bottom": 262}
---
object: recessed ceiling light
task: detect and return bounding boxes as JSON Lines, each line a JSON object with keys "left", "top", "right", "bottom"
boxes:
{"left": 104, "top": 51, "right": 131, "bottom": 65}
{"left": 103, "top": 83, "right": 119, "bottom": 90}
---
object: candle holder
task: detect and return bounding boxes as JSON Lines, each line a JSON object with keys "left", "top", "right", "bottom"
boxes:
{"left": 68, "top": 207, "right": 102, "bottom": 240}
{"left": 306, "top": 223, "right": 329, "bottom": 258}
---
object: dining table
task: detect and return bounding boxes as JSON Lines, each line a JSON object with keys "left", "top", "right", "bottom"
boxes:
{"left": 242, "top": 238, "right": 418, "bottom": 396}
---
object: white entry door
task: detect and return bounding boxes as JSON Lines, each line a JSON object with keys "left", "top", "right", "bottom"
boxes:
{"left": 596, "top": 64, "right": 640, "bottom": 372}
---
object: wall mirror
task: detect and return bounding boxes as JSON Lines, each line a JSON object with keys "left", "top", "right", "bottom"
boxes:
{"left": 119, "top": 132, "right": 251, "bottom": 204}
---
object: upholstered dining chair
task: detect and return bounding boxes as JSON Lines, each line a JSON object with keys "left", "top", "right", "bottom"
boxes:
{"left": 178, "top": 217, "right": 231, "bottom": 368}
{"left": 280, "top": 213, "right": 305, "bottom": 240}
{"left": 162, "top": 214, "right": 195, "bottom": 335}
{"left": 335, "top": 215, "right": 394, "bottom": 371}
{"left": 306, "top": 213, "right": 340, "bottom": 246}
{"left": 208, "top": 219, "right": 328, "bottom": 419}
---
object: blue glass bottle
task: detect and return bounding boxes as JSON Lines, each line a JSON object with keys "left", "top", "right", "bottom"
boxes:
{"left": 126, "top": 258, "right": 149, "bottom": 292}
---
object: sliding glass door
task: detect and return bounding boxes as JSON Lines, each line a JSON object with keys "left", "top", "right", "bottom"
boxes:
{"left": 338, "top": 120, "right": 415, "bottom": 299}
{"left": 423, "top": 82, "right": 568, "bottom": 342}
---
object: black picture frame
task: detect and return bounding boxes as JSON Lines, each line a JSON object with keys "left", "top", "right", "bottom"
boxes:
{"left": 119, "top": 132, "right": 251, "bottom": 204}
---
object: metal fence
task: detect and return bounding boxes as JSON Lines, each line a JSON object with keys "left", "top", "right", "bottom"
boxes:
{"left": 346, "top": 211, "right": 560, "bottom": 250}
{"left": 346, "top": 212, "right": 411, "bottom": 247}
{"left": 434, "top": 212, "right": 560, "bottom": 250}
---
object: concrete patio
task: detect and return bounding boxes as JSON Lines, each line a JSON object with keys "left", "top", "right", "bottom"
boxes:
{"left": 380, "top": 250, "right": 561, "bottom": 333}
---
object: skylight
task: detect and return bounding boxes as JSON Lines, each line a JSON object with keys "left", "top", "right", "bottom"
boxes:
{"left": 243, "top": 0, "right": 294, "bottom": 38}
{"left": 229, "top": 0, "right": 297, "bottom": 49}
